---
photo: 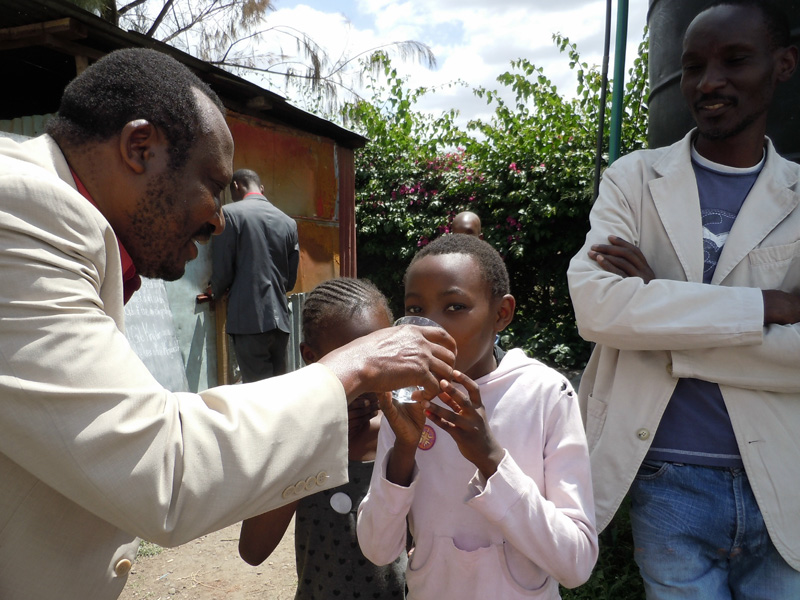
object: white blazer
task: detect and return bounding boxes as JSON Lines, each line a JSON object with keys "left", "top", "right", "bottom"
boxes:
{"left": 568, "top": 130, "right": 800, "bottom": 571}
{"left": 0, "top": 135, "right": 348, "bottom": 599}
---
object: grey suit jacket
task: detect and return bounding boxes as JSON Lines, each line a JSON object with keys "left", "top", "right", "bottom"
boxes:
{"left": 0, "top": 135, "right": 348, "bottom": 599}
{"left": 210, "top": 194, "right": 299, "bottom": 335}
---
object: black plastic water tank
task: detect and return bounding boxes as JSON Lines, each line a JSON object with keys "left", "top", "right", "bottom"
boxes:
{"left": 648, "top": 0, "right": 800, "bottom": 161}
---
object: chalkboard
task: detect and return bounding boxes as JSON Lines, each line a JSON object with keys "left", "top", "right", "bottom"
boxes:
{"left": 124, "top": 277, "right": 190, "bottom": 392}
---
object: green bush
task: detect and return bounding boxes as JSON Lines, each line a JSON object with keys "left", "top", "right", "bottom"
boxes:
{"left": 349, "top": 34, "right": 648, "bottom": 369}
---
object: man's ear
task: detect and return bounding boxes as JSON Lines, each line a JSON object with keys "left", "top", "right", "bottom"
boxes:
{"left": 494, "top": 294, "right": 516, "bottom": 333}
{"left": 776, "top": 45, "right": 798, "bottom": 83}
{"left": 299, "top": 342, "right": 318, "bottom": 365}
{"left": 119, "top": 119, "right": 160, "bottom": 175}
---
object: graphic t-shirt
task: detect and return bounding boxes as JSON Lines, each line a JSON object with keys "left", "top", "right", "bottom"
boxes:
{"left": 647, "top": 145, "right": 763, "bottom": 468}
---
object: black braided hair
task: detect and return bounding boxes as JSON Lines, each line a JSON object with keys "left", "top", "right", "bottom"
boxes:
{"left": 301, "top": 278, "right": 393, "bottom": 351}
{"left": 405, "top": 233, "right": 510, "bottom": 300}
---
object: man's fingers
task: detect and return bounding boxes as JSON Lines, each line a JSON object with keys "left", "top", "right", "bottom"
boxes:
{"left": 590, "top": 237, "right": 654, "bottom": 283}
{"left": 417, "top": 372, "right": 447, "bottom": 401}
{"left": 590, "top": 252, "right": 629, "bottom": 277}
{"left": 418, "top": 325, "right": 457, "bottom": 365}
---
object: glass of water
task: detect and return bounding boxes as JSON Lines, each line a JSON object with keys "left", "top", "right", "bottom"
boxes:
{"left": 391, "top": 316, "right": 443, "bottom": 404}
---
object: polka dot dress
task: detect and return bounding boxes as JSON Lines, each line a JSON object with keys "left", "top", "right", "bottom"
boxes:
{"left": 294, "top": 460, "right": 407, "bottom": 599}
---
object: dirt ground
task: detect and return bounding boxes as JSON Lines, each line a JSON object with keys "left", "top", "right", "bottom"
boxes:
{"left": 118, "top": 519, "right": 298, "bottom": 600}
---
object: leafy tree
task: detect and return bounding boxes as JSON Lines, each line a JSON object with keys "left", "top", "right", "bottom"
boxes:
{"left": 349, "top": 34, "right": 649, "bottom": 369}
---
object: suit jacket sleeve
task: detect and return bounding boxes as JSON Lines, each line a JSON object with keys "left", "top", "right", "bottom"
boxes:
{"left": 670, "top": 315, "right": 800, "bottom": 392}
{"left": 287, "top": 221, "right": 299, "bottom": 291}
{"left": 1, "top": 167, "right": 348, "bottom": 548}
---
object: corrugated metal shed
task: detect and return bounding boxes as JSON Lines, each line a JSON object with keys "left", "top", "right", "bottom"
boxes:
{"left": 0, "top": 0, "right": 367, "bottom": 149}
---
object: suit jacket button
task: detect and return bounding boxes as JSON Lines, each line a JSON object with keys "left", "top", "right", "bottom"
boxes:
{"left": 316, "top": 471, "right": 329, "bottom": 486}
{"left": 637, "top": 428, "right": 650, "bottom": 440}
{"left": 293, "top": 480, "right": 306, "bottom": 495}
{"left": 305, "top": 476, "right": 317, "bottom": 491}
{"left": 114, "top": 558, "right": 132, "bottom": 577}
{"left": 282, "top": 485, "right": 295, "bottom": 499}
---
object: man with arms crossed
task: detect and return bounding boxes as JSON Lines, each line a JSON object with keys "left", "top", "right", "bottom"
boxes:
{"left": 568, "top": 1, "right": 800, "bottom": 597}
{"left": 0, "top": 48, "right": 454, "bottom": 600}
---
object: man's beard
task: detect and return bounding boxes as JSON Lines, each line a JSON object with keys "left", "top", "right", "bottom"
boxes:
{"left": 694, "top": 93, "right": 770, "bottom": 142}
{"left": 122, "top": 175, "right": 187, "bottom": 281}
{"left": 698, "top": 110, "right": 765, "bottom": 141}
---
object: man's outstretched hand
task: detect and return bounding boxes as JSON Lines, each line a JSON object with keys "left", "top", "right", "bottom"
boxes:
{"left": 318, "top": 324, "right": 456, "bottom": 404}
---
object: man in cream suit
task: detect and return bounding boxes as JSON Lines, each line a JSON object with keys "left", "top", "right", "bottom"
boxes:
{"left": 568, "top": 2, "right": 800, "bottom": 598}
{"left": 0, "top": 49, "right": 455, "bottom": 600}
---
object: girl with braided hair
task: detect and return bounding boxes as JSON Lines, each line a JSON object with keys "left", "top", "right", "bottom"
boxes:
{"left": 238, "top": 278, "right": 407, "bottom": 599}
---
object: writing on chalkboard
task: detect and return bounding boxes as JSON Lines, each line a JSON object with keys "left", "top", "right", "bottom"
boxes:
{"left": 124, "top": 277, "right": 189, "bottom": 392}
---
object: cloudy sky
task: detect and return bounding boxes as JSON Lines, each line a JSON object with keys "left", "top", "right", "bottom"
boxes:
{"left": 250, "top": 0, "right": 649, "bottom": 123}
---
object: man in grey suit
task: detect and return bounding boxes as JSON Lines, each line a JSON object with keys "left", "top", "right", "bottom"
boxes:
{"left": 0, "top": 48, "right": 455, "bottom": 600}
{"left": 211, "top": 169, "right": 299, "bottom": 381}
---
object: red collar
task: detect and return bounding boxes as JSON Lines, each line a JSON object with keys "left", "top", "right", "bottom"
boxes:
{"left": 243, "top": 191, "right": 264, "bottom": 199}
{"left": 70, "top": 170, "right": 142, "bottom": 304}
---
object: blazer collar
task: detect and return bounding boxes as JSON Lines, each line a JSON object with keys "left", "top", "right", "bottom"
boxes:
{"left": 647, "top": 129, "right": 800, "bottom": 284}
{"left": 648, "top": 131, "right": 704, "bottom": 282}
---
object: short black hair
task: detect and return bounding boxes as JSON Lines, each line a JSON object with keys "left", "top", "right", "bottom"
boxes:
{"left": 301, "top": 278, "right": 393, "bottom": 351}
{"left": 46, "top": 48, "right": 224, "bottom": 169}
{"left": 231, "top": 168, "right": 263, "bottom": 189}
{"left": 703, "top": 1, "right": 791, "bottom": 50}
{"left": 406, "top": 233, "right": 510, "bottom": 299}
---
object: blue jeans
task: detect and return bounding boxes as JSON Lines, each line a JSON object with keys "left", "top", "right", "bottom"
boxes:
{"left": 629, "top": 461, "right": 800, "bottom": 600}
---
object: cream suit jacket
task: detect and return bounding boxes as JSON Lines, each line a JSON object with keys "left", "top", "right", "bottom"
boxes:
{"left": 0, "top": 135, "right": 348, "bottom": 599}
{"left": 568, "top": 131, "right": 800, "bottom": 570}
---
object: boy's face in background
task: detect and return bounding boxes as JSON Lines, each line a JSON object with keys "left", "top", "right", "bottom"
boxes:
{"left": 404, "top": 253, "right": 501, "bottom": 380}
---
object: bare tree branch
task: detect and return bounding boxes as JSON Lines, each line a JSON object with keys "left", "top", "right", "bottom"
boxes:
{"left": 145, "top": 0, "right": 174, "bottom": 38}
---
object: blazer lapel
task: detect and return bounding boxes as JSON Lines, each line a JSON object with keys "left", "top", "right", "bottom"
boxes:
{"left": 648, "top": 133, "right": 705, "bottom": 283}
{"left": 712, "top": 141, "right": 800, "bottom": 285}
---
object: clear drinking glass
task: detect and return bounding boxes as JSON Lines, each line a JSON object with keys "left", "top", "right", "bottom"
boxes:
{"left": 391, "top": 315, "right": 443, "bottom": 404}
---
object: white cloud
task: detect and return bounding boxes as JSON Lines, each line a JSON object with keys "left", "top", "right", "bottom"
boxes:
{"left": 257, "top": 1, "right": 648, "bottom": 123}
